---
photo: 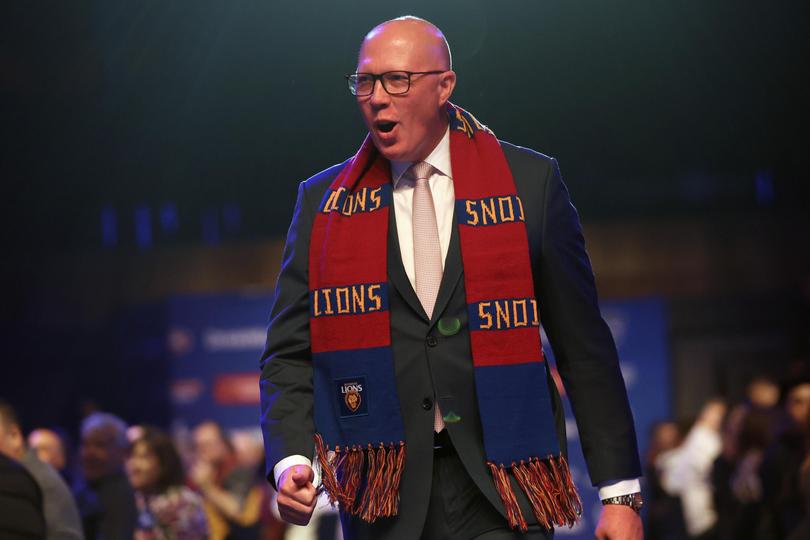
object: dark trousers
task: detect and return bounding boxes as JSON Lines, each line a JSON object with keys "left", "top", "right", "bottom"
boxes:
{"left": 420, "top": 430, "right": 552, "bottom": 540}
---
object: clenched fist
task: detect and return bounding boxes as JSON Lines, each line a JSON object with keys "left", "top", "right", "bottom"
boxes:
{"left": 277, "top": 465, "right": 318, "bottom": 526}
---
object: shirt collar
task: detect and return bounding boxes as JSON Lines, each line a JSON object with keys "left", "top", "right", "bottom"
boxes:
{"left": 390, "top": 127, "right": 452, "bottom": 188}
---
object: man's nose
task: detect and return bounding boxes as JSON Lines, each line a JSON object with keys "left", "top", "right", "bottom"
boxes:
{"left": 368, "top": 78, "right": 390, "bottom": 106}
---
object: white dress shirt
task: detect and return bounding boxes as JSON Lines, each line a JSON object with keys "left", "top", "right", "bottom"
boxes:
{"left": 389, "top": 128, "right": 455, "bottom": 288}
{"left": 274, "top": 128, "right": 640, "bottom": 501}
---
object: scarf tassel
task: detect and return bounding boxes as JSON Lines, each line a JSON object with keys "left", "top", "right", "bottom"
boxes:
{"left": 488, "top": 455, "right": 582, "bottom": 533}
{"left": 314, "top": 434, "right": 406, "bottom": 523}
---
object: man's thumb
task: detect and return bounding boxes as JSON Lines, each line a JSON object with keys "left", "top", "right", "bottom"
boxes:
{"left": 291, "top": 465, "right": 313, "bottom": 486}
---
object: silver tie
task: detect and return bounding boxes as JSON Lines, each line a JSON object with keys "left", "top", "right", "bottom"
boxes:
{"left": 408, "top": 161, "right": 445, "bottom": 432}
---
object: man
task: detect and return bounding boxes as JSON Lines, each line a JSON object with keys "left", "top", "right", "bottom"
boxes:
{"left": 0, "top": 453, "right": 45, "bottom": 540}
{"left": 0, "top": 400, "right": 82, "bottom": 540}
{"left": 28, "top": 428, "right": 73, "bottom": 487}
{"left": 759, "top": 376, "right": 810, "bottom": 539}
{"left": 260, "top": 16, "right": 643, "bottom": 539}
{"left": 72, "top": 412, "right": 137, "bottom": 540}
{"left": 28, "top": 429, "right": 68, "bottom": 474}
{"left": 190, "top": 420, "right": 262, "bottom": 540}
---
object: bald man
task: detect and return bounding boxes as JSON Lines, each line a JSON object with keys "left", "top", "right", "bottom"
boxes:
{"left": 28, "top": 429, "right": 67, "bottom": 473}
{"left": 261, "top": 16, "right": 642, "bottom": 540}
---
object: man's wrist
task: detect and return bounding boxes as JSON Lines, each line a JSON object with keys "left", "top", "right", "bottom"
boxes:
{"left": 601, "top": 492, "right": 644, "bottom": 514}
{"left": 273, "top": 455, "right": 313, "bottom": 488}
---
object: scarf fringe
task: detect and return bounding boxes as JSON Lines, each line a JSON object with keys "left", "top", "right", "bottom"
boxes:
{"left": 314, "top": 434, "right": 406, "bottom": 523}
{"left": 488, "top": 455, "right": 582, "bottom": 533}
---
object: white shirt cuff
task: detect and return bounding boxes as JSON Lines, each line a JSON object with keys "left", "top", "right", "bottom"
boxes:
{"left": 273, "top": 455, "right": 320, "bottom": 489}
{"left": 597, "top": 478, "right": 641, "bottom": 500}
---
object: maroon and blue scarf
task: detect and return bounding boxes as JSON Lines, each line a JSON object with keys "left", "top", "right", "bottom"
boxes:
{"left": 309, "top": 103, "right": 581, "bottom": 531}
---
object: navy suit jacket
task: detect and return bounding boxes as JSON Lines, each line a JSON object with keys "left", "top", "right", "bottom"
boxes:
{"left": 260, "top": 141, "right": 641, "bottom": 539}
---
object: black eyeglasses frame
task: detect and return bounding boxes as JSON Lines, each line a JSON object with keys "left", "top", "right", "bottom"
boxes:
{"left": 345, "top": 70, "right": 448, "bottom": 96}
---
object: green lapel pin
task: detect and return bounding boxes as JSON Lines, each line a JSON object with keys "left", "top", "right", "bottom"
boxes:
{"left": 437, "top": 317, "right": 461, "bottom": 336}
{"left": 442, "top": 411, "right": 462, "bottom": 424}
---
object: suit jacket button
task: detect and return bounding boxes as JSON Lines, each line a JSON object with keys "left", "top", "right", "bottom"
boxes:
{"left": 426, "top": 335, "right": 438, "bottom": 347}
{"left": 421, "top": 398, "right": 433, "bottom": 410}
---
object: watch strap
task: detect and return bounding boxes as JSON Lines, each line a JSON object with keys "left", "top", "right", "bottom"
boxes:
{"left": 601, "top": 492, "right": 643, "bottom": 513}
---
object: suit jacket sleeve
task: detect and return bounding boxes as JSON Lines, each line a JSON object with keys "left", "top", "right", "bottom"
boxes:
{"left": 260, "top": 180, "right": 316, "bottom": 489}
{"left": 536, "top": 157, "right": 642, "bottom": 486}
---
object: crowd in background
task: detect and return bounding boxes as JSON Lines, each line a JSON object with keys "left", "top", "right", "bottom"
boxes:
{"left": 0, "top": 402, "right": 335, "bottom": 540}
{"left": 644, "top": 374, "right": 810, "bottom": 540}
{"left": 3, "top": 372, "right": 810, "bottom": 540}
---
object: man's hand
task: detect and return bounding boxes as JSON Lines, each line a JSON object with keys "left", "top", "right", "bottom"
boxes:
{"left": 277, "top": 465, "right": 317, "bottom": 526}
{"left": 595, "top": 504, "right": 643, "bottom": 540}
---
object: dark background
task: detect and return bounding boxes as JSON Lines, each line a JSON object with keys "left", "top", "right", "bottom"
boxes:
{"left": 3, "top": 0, "right": 807, "bottom": 249}
{"left": 1, "top": 1, "right": 808, "bottom": 434}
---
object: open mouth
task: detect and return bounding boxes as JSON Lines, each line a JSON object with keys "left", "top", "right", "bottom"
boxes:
{"left": 376, "top": 121, "right": 397, "bottom": 133}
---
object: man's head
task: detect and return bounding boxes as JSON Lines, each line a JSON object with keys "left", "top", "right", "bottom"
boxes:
{"left": 0, "top": 400, "right": 25, "bottom": 460}
{"left": 747, "top": 375, "right": 780, "bottom": 408}
{"left": 79, "top": 412, "right": 129, "bottom": 483}
{"left": 231, "top": 429, "right": 265, "bottom": 469}
{"left": 28, "top": 428, "right": 67, "bottom": 471}
{"left": 355, "top": 16, "right": 456, "bottom": 162}
{"left": 192, "top": 420, "right": 233, "bottom": 466}
{"left": 785, "top": 381, "right": 810, "bottom": 426}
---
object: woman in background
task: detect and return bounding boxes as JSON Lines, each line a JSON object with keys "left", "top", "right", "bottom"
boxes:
{"left": 126, "top": 427, "right": 208, "bottom": 540}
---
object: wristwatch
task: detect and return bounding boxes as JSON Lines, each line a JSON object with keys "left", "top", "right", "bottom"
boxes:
{"left": 601, "top": 492, "right": 643, "bottom": 514}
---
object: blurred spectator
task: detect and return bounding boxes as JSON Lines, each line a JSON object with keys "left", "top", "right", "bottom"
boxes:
{"left": 746, "top": 375, "right": 780, "bottom": 409}
{"left": 759, "top": 376, "right": 810, "bottom": 539}
{"left": 788, "top": 461, "right": 810, "bottom": 540}
{"left": 786, "top": 407, "right": 810, "bottom": 540}
{"left": 729, "top": 409, "right": 771, "bottom": 504}
{"left": 231, "top": 430, "right": 265, "bottom": 472}
{"left": 712, "top": 404, "right": 773, "bottom": 540}
{"left": 190, "top": 420, "right": 261, "bottom": 540}
{"left": 0, "top": 453, "right": 46, "bottom": 540}
{"left": 230, "top": 430, "right": 288, "bottom": 540}
{"left": 73, "top": 412, "right": 137, "bottom": 540}
{"left": 125, "top": 426, "right": 208, "bottom": 539}
{"left": 656, "top": 399, "right": 726, "bottom": 539}
{"left": 0, "top": 400, "right": 82, "bottom": 540}
{"left": 28, "top": 429, "right": 68, "bottom": 474}
{"left": 644, "top": 420, "right": 687, "bottom": 540}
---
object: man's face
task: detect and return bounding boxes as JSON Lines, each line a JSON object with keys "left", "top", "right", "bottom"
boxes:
{"left": 80, "top": 426, "right": 124, "bottom": 482}
{"left": 748, "top": 380, "right": 779, "bottom": 408}
{"left": 786, "top": 383, "right": 810, "bottom": 426}
{"left": 355, "top": 24, "right": 455, "bottom": 162}
{"left": 28, "top": 429, "right": 66, "bottom": 470}
{"left": 0, "top": 419, "right": 12, "bottom": 458}
{"left": 0, "top": 418, "right": 23, "bottom": 460}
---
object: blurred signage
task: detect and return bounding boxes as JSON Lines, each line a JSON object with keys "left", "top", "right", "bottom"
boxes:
{"left": 167, "top": 292, "right": 272, "bottom": 429}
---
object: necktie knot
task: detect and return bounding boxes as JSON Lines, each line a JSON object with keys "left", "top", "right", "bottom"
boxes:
{"left": 407, "top": 161, "right": 434, "bottom": 182}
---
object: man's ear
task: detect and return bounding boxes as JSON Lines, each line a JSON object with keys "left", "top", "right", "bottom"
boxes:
{"left": 438, "top": 70, "right": 457, "bottom": 106}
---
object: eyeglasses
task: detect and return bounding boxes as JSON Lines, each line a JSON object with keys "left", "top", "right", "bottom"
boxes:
{"left": 345, "top": 70, "right": 447, "bottom": 96}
